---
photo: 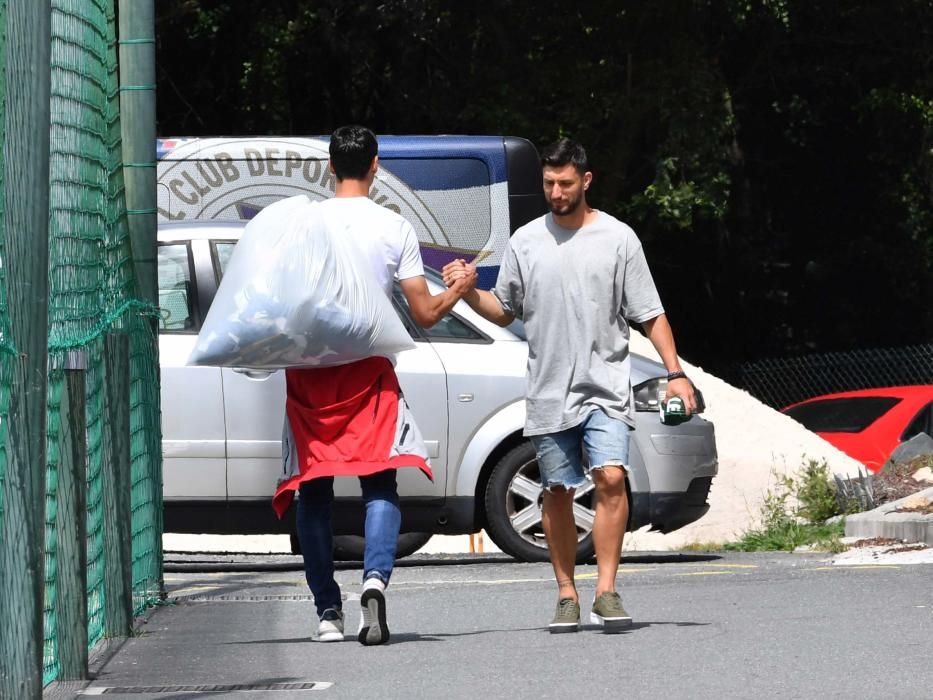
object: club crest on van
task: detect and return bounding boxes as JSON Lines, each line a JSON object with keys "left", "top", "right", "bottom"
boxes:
{"left": 156, "top": 137, "right": 507, "bottom": 274}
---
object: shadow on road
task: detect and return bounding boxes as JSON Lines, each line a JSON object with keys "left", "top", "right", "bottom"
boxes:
{"left": 164, "top": 551, "right": 722, "bottom": 573}
{"left": 617, "top": 553, "right": 723, "bottom": 565}
{"left": 221, "top": 620, "right": 711, "bottom": 647}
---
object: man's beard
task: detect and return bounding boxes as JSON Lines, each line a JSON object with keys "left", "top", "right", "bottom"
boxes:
{"left": 547, "top": 192, "right": 583, "bottom": 216}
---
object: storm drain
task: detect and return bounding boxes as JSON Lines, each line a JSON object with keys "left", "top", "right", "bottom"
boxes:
{"left": 79, "top": 680, "right": 332, "bottom": 694}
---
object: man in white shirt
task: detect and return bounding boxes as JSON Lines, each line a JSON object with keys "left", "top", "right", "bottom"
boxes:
{"left": 288, "top": 125, "right": 476, "bottom": 645}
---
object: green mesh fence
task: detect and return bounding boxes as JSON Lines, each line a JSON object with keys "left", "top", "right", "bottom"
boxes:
{"left": 0, "top": 0, "right": 162, "bottom": 691}
{"left": 0, "top": 0, "right": 8, "bottom": 536}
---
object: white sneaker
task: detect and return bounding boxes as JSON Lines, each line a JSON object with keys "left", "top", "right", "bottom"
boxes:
{"left": 358, "top": 578, "right": 389, "bottom": 646}
{"left": 316, "top": 608, "right": 344, "bottom": 642}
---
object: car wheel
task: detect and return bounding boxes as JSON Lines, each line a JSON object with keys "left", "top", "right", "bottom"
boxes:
{"left": 330, "top": 532, "right": 433, "bottom": 561}
{"left": 484, "top": 441, "right": 596, "bottom": 564}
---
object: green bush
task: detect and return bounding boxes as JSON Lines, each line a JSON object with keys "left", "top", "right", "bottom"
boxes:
{"left": 725, "top": 519, "right": 845, "bottom": 553}
{"left": 726, "top": 459, "right": 845, "bottom": 552}
{"left": 794, "top": 459, "right": 842, "bottom": 524}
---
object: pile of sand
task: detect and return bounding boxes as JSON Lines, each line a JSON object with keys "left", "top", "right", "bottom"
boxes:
{"left": 623, "top": 332, "right": 864, "bottom": 551}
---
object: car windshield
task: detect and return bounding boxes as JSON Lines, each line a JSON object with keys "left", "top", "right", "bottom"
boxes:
{"left": 784, "top": 396, "right": 902, "bottom": 433}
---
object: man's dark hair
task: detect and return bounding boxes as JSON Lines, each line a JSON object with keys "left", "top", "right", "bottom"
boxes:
{"left": 540, "top": 138, "right": 589, "bottom": 174}
{"left": 329, "top": 125, "right": 378, "bottom": 181}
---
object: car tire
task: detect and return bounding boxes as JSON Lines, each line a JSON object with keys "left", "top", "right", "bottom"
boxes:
{"left": 330, "top": 532, "right": 434, "bottom": 561}
{"left": 484, "top": 441, "right": 595, "bottom": 564}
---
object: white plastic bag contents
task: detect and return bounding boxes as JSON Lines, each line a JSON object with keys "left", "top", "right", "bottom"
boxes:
{"left": 187, "top": 195, "right": 415, "bottom": 369}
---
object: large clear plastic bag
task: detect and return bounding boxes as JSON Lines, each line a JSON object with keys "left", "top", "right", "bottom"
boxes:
{"left": 188, "top": 195, "right": 415, "bottom": 369}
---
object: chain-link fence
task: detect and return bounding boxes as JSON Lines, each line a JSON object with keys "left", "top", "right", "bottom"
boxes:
{"left": 740, "top": 343, "right": 933, "bottom": 409}
{"left": 0, "top": 0, "right": 162, "bottom": 694}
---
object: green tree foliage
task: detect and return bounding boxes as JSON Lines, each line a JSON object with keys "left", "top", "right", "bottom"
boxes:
{"left": 155, "top": 1, "right": 933, "bottom": 377}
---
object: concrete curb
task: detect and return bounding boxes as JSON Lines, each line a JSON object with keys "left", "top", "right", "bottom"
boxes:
{"left": 844, "top": 486, "right": 933, "bottom": 545}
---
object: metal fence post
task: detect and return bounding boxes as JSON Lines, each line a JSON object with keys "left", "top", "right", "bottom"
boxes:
{"left": 118, "top": 0, "right": 157, "bottom": 307}
{"left": 54, "top": 351, "right": 88, "bottom": 679}
{"left": 102, "top": 333, "right": 132, "bottom": 637}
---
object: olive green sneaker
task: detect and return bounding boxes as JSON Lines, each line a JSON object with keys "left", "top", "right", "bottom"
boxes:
{"left": 548, "top": 598, "right": 581, "bottom": 634}
{"left": 590, "top": 592, "right": 632, "bottom": 631}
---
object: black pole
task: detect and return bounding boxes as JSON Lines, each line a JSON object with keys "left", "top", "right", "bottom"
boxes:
{"left": 102, "top": 333, "right": 133, "bottom": 638}
{"left": 54, "top": 353, "right": 89, "bottom": 680}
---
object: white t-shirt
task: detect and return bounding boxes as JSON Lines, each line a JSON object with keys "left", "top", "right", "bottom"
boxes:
{"left": 319, "top": 196, "right": 424, "bottom": 297}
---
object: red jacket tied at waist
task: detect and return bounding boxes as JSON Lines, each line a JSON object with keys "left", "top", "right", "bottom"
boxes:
{"left": 272, "top": 356, "right": 432, "bottom": 518}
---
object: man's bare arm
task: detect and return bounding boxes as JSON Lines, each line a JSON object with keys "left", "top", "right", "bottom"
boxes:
{"left": 441, "top": 260, "right": 515, "bottom": 327}
{"left": 398, "top": 273, "right": 475, "bottom": 329}
{"left": 461, "top": 289, "right": 515, "bottom": 327}
{"left": 640, "top": 313, "right": 698, "bottom": 413}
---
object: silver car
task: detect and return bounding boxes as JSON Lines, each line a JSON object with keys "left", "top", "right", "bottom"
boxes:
{"left": 159, "top": 219, "right": 718, "bottom": 562}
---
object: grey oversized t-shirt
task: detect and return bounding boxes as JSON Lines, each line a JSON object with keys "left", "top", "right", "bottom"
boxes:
{"left": 493, "top": 211, "right": 663, "bottom": 435}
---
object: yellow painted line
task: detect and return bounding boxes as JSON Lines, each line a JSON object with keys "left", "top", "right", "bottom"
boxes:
{"left": 575, "top": 568, "right": 655, "bottom": 579}
{"left": 703, "top": 563, "right": 758, "bottom": 569}
{"left": 393, "top": 577, "right": 554, "bottom": 587}
{"left": 164, "top": 571, "right": 253, "bottom": 579}
{"left": 165, "top": 576, "right": 302, "bottom": 585}
{"left": 674, "top": 571, "right": 735, "bottom": 577}
{"left": 395, "top": 570, "right": 657, "bottom": 588}
{"left": 810, "top": 567, "right": 837, "bottom": 571}
{"left": 170, "top": 585, "right": 222, "bottom": 597}
{"left": 836, "top": 565, "right": 902, "bottom": 570}
{"left": 168, "top": 579, "right": 305, "bottom": 596}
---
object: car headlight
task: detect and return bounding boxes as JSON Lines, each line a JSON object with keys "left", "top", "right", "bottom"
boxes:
{"left": 633, "top": 377, "right": 667, "bottom": 411}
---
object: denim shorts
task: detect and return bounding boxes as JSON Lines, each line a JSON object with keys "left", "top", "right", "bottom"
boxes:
{"left": 529, "top": 409, "right": 632, "bottom": 490}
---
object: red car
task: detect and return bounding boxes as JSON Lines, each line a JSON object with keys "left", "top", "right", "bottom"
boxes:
{"left": 781, "top": 385, "right": 933, "bottom": 472}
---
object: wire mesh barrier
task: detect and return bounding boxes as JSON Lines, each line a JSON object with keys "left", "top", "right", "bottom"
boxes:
{"left": 740, "top": 343, "right": 933, "bottom": 409}
{"left": 0, "top": 0, "right": 162, "bottom": 694}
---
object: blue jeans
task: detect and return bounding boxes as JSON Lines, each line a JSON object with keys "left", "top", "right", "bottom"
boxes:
{"left": 529, "top": 409, "right": 633, "bottom": 490}
{"left": 296, "top": 469, "right": 400, "bottom": 617}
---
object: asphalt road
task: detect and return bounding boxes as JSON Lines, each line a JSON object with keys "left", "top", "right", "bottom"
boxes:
{"left": 71, "top": 552, "right": 932, "bottom": 700}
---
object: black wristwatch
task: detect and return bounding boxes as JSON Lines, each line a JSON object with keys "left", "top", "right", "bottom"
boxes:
{"left": 666, "top": 370, "right": 688, "bottom": 382}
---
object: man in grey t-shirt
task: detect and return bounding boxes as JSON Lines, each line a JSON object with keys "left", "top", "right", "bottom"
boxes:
{"left": 443, "top": 138, "right": 697, "bottom": 633}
